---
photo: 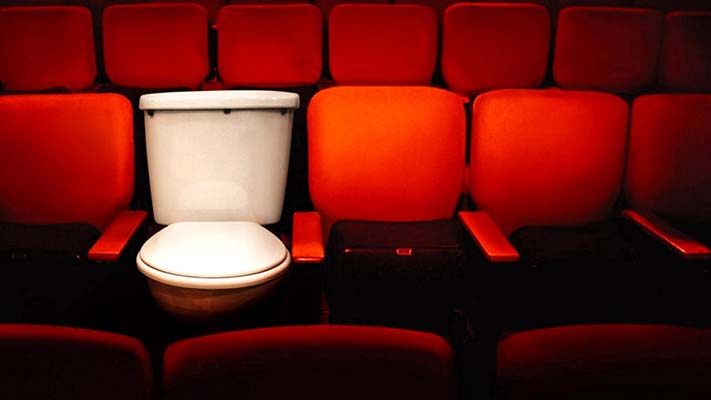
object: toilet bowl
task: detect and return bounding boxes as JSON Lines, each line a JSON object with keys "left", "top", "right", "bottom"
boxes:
{"left": 135, "top": 90, "right": 299, "bottom": 322}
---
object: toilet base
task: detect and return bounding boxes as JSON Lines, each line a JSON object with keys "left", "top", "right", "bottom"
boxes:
{"left": 146, "top": 276, "right": 284, "bottom": 324}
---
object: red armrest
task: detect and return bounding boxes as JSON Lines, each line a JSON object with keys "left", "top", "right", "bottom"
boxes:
{"left": 88, "top": 210, "right": 148, "bottom": 262}
{"left": 621, "top": 209, "right": 711, "bottom": 260}
{"left": 458, "top": 211, "right": 519, "bottom": 262}
{"left": 292, "top": 211, "right": 325, "bottom": 263}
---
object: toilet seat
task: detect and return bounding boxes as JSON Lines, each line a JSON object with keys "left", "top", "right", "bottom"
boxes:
{"left": 137, "top": 221, "right": 290, "bottom": 290}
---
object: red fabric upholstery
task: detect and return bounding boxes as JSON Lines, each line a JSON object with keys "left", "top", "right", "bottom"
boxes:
{"left": 442, "top": 3, "right": 550, "bottom": 96}
{"left": 313, "top": 0, "right": 388, "bottom": 20}
{"left": 626, "top": 94, "right": 711, "bottom": 223}
{"left": 0, "top": 324, "right": 152, "bottom": 400}
{"left": 218, "top": 4, "right": 322, "bottom": 88}
{"left": 328, "top": 4, "right": 438, "bottom": 85}
{"left": 393, "top": 0, "right": 466, "bottom": 17}
{"left": 0, "top": 94, "right": 134, "bottom": 230}
{"left": 308, "top": 86, "right": 465, "bottom": 233}
{"left": 469, "top": 89, "right": 628, "bottom": 236}
{"left": 557, "top": 0, "right": 631, "bottom": 9}
{"left": 659, "top": 12, "right": 711, "bottom": 92}
{"left": 147, "top": 0, "right": 224, "bottom": 22}
{"left": 103, "top": 3, "right": 209, "bottom": 89}
{"left": 0, "top": 6, "right": 96, "bottom": 91}
{"left": 497, "top": 324, "right": 711, "bottom": 399}
{"left": 164, "top": 325, "right": 459, "bottom": 400}
{"left": 553, "top": 7, "right": 662, "bottom": 93}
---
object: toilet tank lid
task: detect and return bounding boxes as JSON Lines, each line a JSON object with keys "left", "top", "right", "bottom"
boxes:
{"left": 139, "top": 90, "right": 299, "bottom": 111}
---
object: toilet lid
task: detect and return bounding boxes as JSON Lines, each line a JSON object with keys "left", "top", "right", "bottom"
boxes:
{"left": 138, "top": 221, "right": 287, "bottom": 279}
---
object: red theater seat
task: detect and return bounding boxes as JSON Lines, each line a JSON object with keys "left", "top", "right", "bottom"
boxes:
{"left": 624, "top": 94, "right": 711, "bottom": 321}
{"left": 0, "top": 6, "right": 96, "bottom": 92}
{"left": 102, "top": 3, "right": 209, "bottom": 89}
{"left": 164, "top": 325, "right": 460, "bottom": 400}
{"left": 0, "top": 324, "right": 153, "bottom": 400}
{"left": 328, "top": 4, "right": 438, "bottom": 85}
{"left": 462, "top": 89, "right": 645, "bottom": 326}
{"left": 442, "top": 3, "right": 550, "bottom": 97}
{"left": 0, "top": 94, "right": 145, "bottom": 262}
{"left": 217, "top": 4, "right": 322, "bottom": 88}
{"left": 553, "top": 7, "right": 662, "bottom": 93}
{"left": 293, "top": 86, "right": 465, "bottom": 329}
{"left": 497, "top": 324, "right": 711, "bottom": 399}
{"left": 659, "top": 12, "right": 711, "bottom": 92}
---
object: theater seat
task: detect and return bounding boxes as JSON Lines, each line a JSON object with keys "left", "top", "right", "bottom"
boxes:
{"left": 328, "top": 4, "right": 438, "bottom": 85}
{"left": 623, "top": 94, "right": 711, "bottom": 322}
{"left": 292, "top": 86, "right": 466, "bottom": 330}
{"left": 442, "top": 3, "right": 550, "bottom": 97}
{"left": 497, "top": 324, "right": 711, "bottom": 399}
{"left": 217, "top": 4, "right": 322, "bottom": 88}
{"left": 0, "top": 324, "right": 153, "bottom": 400}
{"left": 0, "top": 6, "right": 96, "bottom": 92}
{"left": 659, "top": 11, "right": 711, "bottom": 92}
{"left": 553, "top": 7, "right": 662, "bottom": 93}
{"left": 102, "top": 3, "right": 209, "bottom": 90}
{"left": 461, "top": 89, "right": 652, "bottom": 327}
{"left": 164, "top": 325, "right": 460, "bottom": 400}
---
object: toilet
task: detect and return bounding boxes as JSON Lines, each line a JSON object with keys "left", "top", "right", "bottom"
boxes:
{"left": 135, "top": 90, "right": 299, "bottom": 322}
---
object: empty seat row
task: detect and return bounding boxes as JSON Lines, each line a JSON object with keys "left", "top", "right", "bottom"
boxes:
{"left": 1, "top": 4, "right": 710, "bottom": 94}
{"left": 3, "top": 323, "right": 710, "bottom": 399}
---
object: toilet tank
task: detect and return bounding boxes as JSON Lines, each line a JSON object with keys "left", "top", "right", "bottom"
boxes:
{"left": 139, "top": 90, "right": 299, "bottom": 225}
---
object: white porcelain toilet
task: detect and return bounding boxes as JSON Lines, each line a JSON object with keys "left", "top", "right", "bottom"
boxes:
{"left": 135, "top": 90, "right": 299, "bottom": 322}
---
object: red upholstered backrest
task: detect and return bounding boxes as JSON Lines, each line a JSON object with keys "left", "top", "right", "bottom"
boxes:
{"left": 469, "top": 89, "right": 628, "bottom": 236}
{"left": 659, "top": 12, "right": 711, "bottom": 92}
{"left": 553, "top": 7, "right": 662, "bottom": 93}
{"left": 164, "top": 325, "right": 459, "bottom": 400}
{"left": 308, "top": 86, "right": 465, "bottom": 231}
{"left": 626, "top": 94, "right": 711, "bottom": 223}
{"left": 0, "top": 94, "right": 134, "bottom": 230}
{"left": 497, "top": 324, "right": 711, "bottom": 399}
{"left": 103, "top": 3, "right": 209, "bottom": 89}
{"left": 218, "top": 4, "right": 322, "bottom": 88}
{"left": 442, "top": 3, "right": 550, "bottom": 96}
{"left": 0, "top": 324, "right": 153, "bottom": 400}
{"left": 328, "top": 4, "right": 438, "bottom": 85}
{"left": 146, "top": 0, "right": 225, "bottom": 22}
{"left": 0, "top": 6, "right": 96, "bottom": 92}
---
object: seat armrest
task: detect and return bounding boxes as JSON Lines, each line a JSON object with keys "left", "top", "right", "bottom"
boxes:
{"left": 621, "top": 209, "right": 711, "bottom": 260}
{"left": 88, "top": 210, "right": 148, "bottom": 262}
{"left": 292, "top": 211, "right": 325, "bottom": 263}
{"left": 458, "top": 211, "right": 519, "bottom": 262}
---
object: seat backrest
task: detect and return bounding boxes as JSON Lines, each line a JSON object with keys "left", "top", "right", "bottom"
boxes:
{"left": 308, "top": 86, "right": 465, "bottom": 231}
{"left": 164, "top": 325, "right": 459, "bottom": 400}
{"left": 103, "top": 3, "right": 209, "bottom": 89}
{"left": 0, "top": 94, "right": 133, "bottom": 230}
{"left": 328, "top": 4, "right": 438, "bottom": 85}
{"left": 497, "top": 324, "right": 711, "bottom": 399}
{"left": 553, "top": 6, "right": 662, "bottom": 93}
{"left": 0, "top": 6, "right": 96, "bottom": 92}
{"left": 0, "top": 324, "right": 153, "bottom": 400}
{"left": 626, "top": 94, "right": 711, "bottom": 223}
{"left": 469, "top": 89, "right": 628, "bottom": 236}
{"left": 217, "top": 4, "right": 322, "bottom": 88}
{"left": 442, "top": 3, "right": 550, "bottom": 96}
{"left": 659, "top": 11, "right": 711, "bottom": 92}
